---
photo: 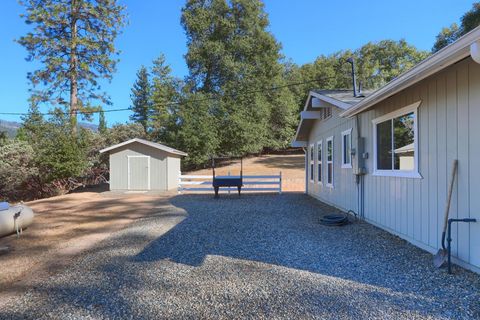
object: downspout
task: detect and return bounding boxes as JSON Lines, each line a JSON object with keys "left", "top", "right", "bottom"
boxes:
{"left": 354, "top": 114, "right": 365, "bottom": 219}
{"left": 303, "top": 147, "right": 308, "bottom": 194}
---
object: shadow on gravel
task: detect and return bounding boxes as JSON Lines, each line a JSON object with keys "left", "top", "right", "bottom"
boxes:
{"left": 132, "top": 193, "right": 480, "bottom": 318}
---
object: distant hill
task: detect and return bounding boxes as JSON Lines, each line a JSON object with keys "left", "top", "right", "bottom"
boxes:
{"left": 0, "top": 119, "right": 98, "bottom": 137}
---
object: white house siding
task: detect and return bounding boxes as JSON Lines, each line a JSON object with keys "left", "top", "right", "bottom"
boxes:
{"left": 307, "top": 106, "right": 358, "bottom": 213}
{"left": 109, "top": 142, "right": 168, "bottom": 191}
{"left": 358, "top": 57, "right": 480, "bottom": 272}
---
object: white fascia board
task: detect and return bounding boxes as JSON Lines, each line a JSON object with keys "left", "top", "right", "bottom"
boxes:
{"left": 291, "top": 141, "right": 307, "bottom": 147}
{"left": 310, "top": 92, "right": 351, "bottom": 110}
{"left": 300, "top": 111, "right": 321, "bottom": 120}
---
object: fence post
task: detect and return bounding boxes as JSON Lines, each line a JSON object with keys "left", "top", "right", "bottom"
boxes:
{"left": 178, "top": 171, "right": 182, "bottom": 194}
{"left": 228, "top": 171, "right": 231, "bottom": 194}
{"left": 279, "top": 171, "right": 282, "bottom": 195}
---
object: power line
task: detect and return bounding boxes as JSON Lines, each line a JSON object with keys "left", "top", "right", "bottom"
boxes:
{"left": 0, "top": 76, "right": 339, "bottom": 116}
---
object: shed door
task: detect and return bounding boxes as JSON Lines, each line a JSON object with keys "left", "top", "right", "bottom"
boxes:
{"left": 128, "top": 156, "right": 150, "bottom": 190}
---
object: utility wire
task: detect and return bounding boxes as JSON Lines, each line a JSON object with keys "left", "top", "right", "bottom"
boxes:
{"left": 0, "top": 76, "right": 340, "bottom": 116}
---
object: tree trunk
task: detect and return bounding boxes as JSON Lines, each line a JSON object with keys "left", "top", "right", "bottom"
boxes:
{"left": 70, "top": 0, "right": 78, "bottom": 135}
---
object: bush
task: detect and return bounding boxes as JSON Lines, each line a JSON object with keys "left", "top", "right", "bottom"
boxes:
{"left": 0, "top": 140, "right": 40, "bottom": 201}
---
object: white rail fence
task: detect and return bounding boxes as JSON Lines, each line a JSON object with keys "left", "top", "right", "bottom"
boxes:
{"left": 178, "top": 172, "right": 282, "bottom": 194}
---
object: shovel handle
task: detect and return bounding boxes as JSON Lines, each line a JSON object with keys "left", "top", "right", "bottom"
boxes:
{"left": 442, "top": 160, "right": 458, "bottom": 235}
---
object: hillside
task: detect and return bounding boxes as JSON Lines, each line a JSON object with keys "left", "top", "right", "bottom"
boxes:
{"left": 0, "top": 119, "right": 98, "bottom": 137}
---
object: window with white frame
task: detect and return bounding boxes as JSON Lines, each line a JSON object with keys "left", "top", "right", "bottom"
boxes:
{"left": 326, "top": 136, "right": 333, "bottom": 187}
{"left": 317, "top": 140, "right": 322, "bottom": 184}
{"left": 309, "top": 144, "right": 314, "bottom": 182}
{"left": 341, "top": 129, "right": 352, "bottom": 168}
{"left": 372, "top": 101, "right": 421, "bottom": 178}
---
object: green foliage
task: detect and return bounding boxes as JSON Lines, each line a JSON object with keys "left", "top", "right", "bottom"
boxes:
{"left": 130, "top": 66, "right": 152, "bottom": 133}
{"left": 17, "top": 0, "right": 127, "bottom": 131}
{"left": 177, "top": 92, "right": 219, "bottom": 167}
{"left": 32, "top": 113, "right": 89, "bottom": 182}
{"left": 105, "top": 123, "right": 146, "bottom": 146}
{"left": 432, "top": 24, "right": 460, "bottom": 53}
{"left": 98, "top": 110, "right": 107, "bottom": 134}
{"left": 0, "top": 140, "right": 39, "bottom": 201}
{"left": 285, "top": 40, "right": 428, "bottom": 114}
{"left": 181, "top": 0, "right": 297, "bottom": 156}
{"left": 0, "top": 132, "right": 8, "bottom": 146}
{"left": 150, "top": 54, "right": 182, "bottom": 143}
{"left": 432, "top": 2, "right": 480, "bottom": 52}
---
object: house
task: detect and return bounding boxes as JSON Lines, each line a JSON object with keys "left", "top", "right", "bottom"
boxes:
{"left": 100, "top": 138, "right": 187, "bottom": 192}
{"left": 292, "top": 26, "right": 480, "bottom": 273}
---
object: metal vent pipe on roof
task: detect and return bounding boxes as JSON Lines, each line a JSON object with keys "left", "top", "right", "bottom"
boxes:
{"left": 346, "top": 57, "right": 358, "bottom": 97}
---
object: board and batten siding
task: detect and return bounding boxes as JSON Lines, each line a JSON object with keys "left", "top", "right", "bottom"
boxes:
{"left": 109, "top": 141, "right": 175, "bottom": 191}
{"left": 359, "top": 57, "right": 480, "bottom": 271}
{"left": 307, "top": 106, "right": 358, "bottom": 213}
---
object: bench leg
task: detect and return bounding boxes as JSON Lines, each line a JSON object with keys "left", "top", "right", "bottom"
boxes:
{"left": 214, "top": 187, "right": 219, "bottom": 198}
{"left": 237, "top": 186, "right": 241, "bottom": 196}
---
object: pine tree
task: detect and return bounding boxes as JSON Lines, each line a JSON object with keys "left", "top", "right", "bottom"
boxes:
{"left": 130, "top": 66, "right": 152, "bottom": 133}
{"left": 150, "top": 54, "right": 180, "bottom": 144}
{"left": 17, "top": 0, "right": 127, "bottom": 134}
{"left": 98, "top": 110, "right": 107, "bottom": 134}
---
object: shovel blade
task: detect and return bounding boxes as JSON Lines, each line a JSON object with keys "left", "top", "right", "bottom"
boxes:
{"left": 433, "top": 249, "right": 447, "bottom": 268}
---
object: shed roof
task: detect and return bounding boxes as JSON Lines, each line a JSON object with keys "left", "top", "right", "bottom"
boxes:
{"left": 99, "top": 138, "right": 188, "bottom": 156}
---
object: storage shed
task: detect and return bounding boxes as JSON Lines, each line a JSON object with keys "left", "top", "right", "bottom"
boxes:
{"left": 100, "top": 138, "right": 187, "bottom": 191}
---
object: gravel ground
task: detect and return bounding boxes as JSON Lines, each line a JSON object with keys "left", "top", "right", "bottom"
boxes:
{"left": 1, "top": 193, "right": 479, "bottom": 319}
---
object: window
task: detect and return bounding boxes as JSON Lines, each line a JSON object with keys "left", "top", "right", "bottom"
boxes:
{"left": 372, "top": 101, "right": 421, "bottom": 178}
{"left": 326, "top": 136, "right": 334, "bottom": 187}
{"left": 309, "top": 144, "right": 314, "bottom": 182}
{"left": 341, "top": 129, "right": 352, "bottom": 168}
{"left": 317, "top": 140, "right": 322, "bottom": 184}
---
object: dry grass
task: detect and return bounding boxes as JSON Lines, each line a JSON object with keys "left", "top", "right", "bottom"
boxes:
{"left": 188, "top": 154, "right": 305, "bottom": 192}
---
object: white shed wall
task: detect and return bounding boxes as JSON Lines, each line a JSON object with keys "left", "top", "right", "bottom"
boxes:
{"left": 109, "top": 141, "right": 179, "bottom": 191}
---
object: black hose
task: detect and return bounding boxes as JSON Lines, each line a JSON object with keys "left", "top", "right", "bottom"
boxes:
{"left": 319, "top": 212, "right": 349, "bottom": 226}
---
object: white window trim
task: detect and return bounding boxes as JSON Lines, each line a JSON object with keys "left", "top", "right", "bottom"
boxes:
{"left": 316, "top": 140, "right": 323, "bottom": 185}
{"left": 372, "top": 100, "right": 422, "bottom": 179}
{"left": 127, "top": 155, "right": 151, "bottom": 190}
{"left": 341, "top": 128, "right": 353, "bottom": 169}
{"left": 326, "top": 136, "right": 334, "bottom": 188}
{"left": 309, "top": 144, "right": 315, "bottom": 182}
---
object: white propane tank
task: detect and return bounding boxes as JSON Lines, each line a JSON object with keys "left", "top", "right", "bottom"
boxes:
{"left": 0, "top": 205, "right": 34, "bottom": 237}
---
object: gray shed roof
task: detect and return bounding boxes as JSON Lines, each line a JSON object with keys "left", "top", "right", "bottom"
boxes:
{"left": 99, "top": 138, "right": 188, "bottom": 156}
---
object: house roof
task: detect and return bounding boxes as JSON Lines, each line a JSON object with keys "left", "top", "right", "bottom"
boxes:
{"left": 341, "top": 25, "right": 480, "bottom": 117}
{"left": 99, "top": 138, "right": 188, "bottom": 156}
{"left": 292, "top": 89, "right": 371, "bottom": 146}
{"left": 311, "top": 89, "right": 374, "bottom": 106}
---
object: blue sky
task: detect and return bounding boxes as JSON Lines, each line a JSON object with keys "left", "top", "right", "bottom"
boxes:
{"left": 0, "top": 0, "right": 475, "bottom": 125}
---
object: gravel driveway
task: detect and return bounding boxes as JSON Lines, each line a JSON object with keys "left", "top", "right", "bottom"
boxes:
{"left": 1, "top": 193, "right": 479, "bottom": 319}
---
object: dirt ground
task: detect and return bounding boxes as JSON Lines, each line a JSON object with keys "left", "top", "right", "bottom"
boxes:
{"left": 188, "top": 153, "right": 305, "bottom": 192}
{"left": 0, "top": 153, "right": 305, "bottom": 300}
{"left": 0, "top": 188, "right": 175, "bottom": 298}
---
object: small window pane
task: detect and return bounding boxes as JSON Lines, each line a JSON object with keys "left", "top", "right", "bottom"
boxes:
{"left": 318, "top": 163, "right": 322, "bottom": 182}
{"left": 310, "top": 146, "right": 314, "bottom": 161}
{"left": 327, "top": 163, "right": 333, "bottom": 184}
{"left": 317, "top": 145, "right": 322, "bottom": 161}
{"left": 393, "top": 112, "right": 415, "bottom": 170}
{"left": 327, "top": 140, "right": 333, "bottom": 161}
{"left": 310, "top": 164, "right": 314, "bottom": 180}
{"left": 343, "top": 134, "right": 351, "bottom": 165}
{"left": 377, "top": 120, "right": 392, "bottom": 170}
